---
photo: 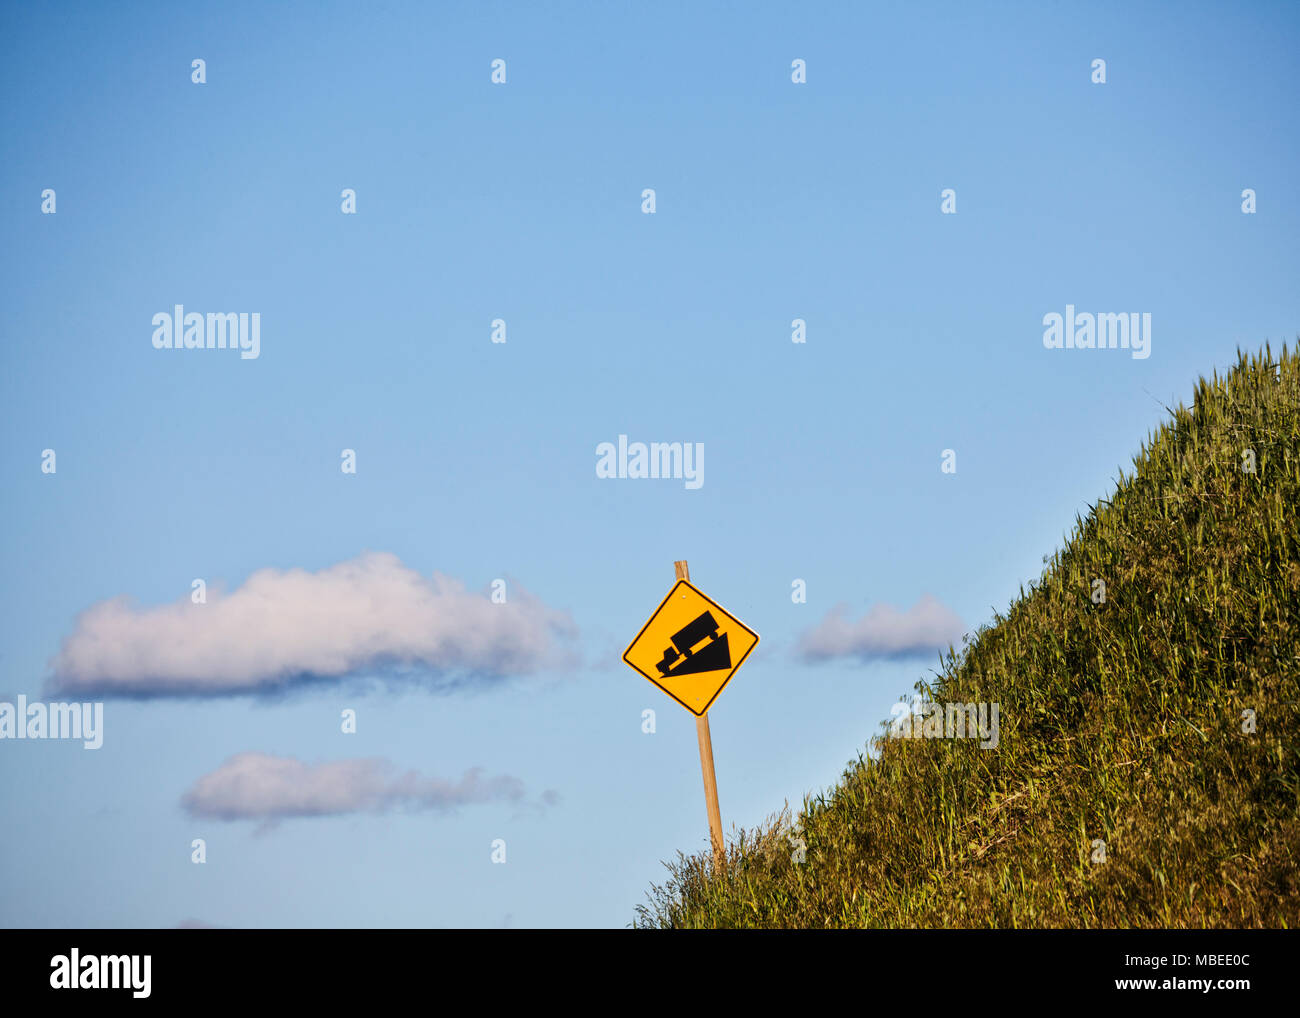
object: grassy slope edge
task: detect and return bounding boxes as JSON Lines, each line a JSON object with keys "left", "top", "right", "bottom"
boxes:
{"left": 636, "top": 346, "right": 1300, "bottom": 929}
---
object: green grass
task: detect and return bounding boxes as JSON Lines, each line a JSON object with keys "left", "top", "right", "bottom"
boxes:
{"left": 636, "top": 345, "right": 1300, "bottom": 928}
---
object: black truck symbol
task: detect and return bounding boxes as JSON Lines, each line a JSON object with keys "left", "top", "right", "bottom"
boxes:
{"left": 655, "top": 611, "right": 732, "bottom": 678}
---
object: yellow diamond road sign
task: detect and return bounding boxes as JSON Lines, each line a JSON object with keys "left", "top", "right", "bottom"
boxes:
{"left": 623, "top": 579, "right": 759, "bottom": 716}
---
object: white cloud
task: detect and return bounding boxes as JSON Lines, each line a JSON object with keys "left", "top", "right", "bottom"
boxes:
{"left": 181, "top": 752, "right": 532, "bottom": 821}
{"left": 46, "top": 552, "right": 575, "bottom": 697}
{"left": 798, "top": 595, "right": 966, "bottom": 661}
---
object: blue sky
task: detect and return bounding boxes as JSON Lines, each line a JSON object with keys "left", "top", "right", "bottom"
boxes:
{"left": 1, "top": 0, "right": 1297, "bottom": 928}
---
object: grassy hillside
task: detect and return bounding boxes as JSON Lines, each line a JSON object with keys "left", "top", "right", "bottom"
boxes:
{"left": 636, "top": 346, "right": 1300, "bottom": 928}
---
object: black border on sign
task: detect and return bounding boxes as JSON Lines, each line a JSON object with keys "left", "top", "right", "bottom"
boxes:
{"left": 622, "top": 579, "right": 760, "bottom": 716}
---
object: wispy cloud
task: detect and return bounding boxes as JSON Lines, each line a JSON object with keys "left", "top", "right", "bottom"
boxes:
{"left": 181, "top": 752, "right": 541, "bottom": 823}
{"left": 798, "top": 595, "right": 966, "bottom": 662}
{"left": 46, "top": 552, "right": 576, "bottom": 698}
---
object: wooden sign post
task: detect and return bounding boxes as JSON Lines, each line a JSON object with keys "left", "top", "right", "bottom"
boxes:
{"left": 622, "top": 559, "right": 759, "bottom": 872}
{"left": 676, "top": 560, "right": 727, "bottom": 871}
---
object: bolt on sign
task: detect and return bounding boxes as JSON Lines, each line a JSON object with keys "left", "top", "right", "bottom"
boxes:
{"left": 623, "top": 579, "right": 759, "bottom": 715}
